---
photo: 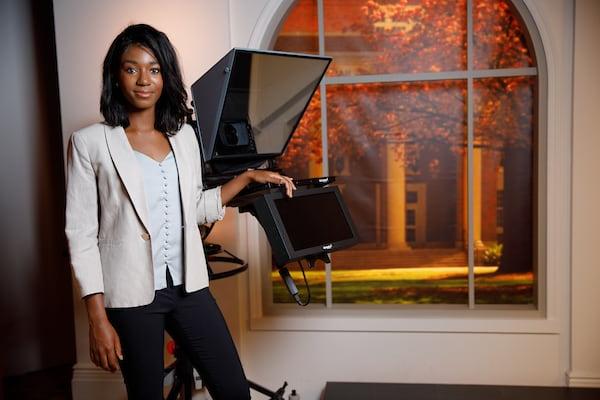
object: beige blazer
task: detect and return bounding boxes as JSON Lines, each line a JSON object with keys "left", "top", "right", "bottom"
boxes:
{"left": 65, "top": 122, "right": 225, "bottom": 308}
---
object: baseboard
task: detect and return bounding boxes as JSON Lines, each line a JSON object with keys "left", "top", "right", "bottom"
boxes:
{"left": 71, "top": 363, "right": 126, "bottom": 400}
{"left": 567, "top": 371, "right": 600, "bottom": 388}
{"left": 71, "top": 363, "right": 212, "bottom": 399}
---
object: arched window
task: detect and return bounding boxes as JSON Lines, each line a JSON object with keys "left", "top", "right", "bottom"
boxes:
{"left": 269, "top": 0, "right": 543, "bottom": 307}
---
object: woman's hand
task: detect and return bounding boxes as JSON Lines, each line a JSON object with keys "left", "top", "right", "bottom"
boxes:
{"left": 220, "top": 169, "right": 296, "bottom": 205}
{"left": 89, "top": 318, "right": 122, "bottom": 372}
{"left": 85, "top": 294, "right": 123, "bottom": 372}
{"left": 246, "top": 169, "right": 296, "bottom": 198}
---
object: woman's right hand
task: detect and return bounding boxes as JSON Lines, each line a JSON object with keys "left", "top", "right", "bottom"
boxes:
{"left": 85, "top": 293, "right": 123, "bottom": 372}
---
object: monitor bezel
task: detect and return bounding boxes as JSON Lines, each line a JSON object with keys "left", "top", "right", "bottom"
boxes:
{"left": 262, "top": 186, "right": 359, "bottom": 264}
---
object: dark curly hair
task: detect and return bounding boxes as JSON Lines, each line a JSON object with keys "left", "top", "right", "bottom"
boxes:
{"left": 100, "top": 24, "right": 192, "bottom": 135}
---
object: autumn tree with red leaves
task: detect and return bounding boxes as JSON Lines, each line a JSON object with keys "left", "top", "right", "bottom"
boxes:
{"left": 278, "top": 0, "right": 534, "bottom": 170}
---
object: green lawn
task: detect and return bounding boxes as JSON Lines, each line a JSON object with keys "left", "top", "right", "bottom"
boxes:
{"left": 271, "top": 268, "right": 534, "bottom": 305}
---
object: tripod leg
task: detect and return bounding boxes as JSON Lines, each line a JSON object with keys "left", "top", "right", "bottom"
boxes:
{"left": 248, "top": 379, "right": 287, "bottom": 400}
{"left": 184, "top": 373, "right": 193, "bottom": 400}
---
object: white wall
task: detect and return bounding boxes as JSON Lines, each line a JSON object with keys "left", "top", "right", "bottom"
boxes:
{"left": 54, "top": 0, "right": 232, "bottom": 147}
{"left": 569, "top": 0, "right": 600, "bottom": 388}
{"left": 52, "top": 0, "right": 600, "bottom": 399}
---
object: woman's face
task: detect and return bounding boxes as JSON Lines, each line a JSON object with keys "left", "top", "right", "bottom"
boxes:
{"left": 117, "top": 44, "right": 163, "bottom": 111}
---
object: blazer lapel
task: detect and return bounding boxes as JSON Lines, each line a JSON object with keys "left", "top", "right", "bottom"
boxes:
{"left": 104, "top": 125, "right": 151, "bottom": 233}
{"left": 167, "top": 133, "right": 191, "bottom": 224}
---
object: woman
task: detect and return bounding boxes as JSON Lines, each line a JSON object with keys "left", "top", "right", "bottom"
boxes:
{"left": 65, "top": 24, "right": 295, "bottom": 399}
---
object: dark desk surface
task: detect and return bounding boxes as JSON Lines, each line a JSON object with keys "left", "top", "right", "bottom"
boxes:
{"left": 323, "top": 382, "right": 600, "bottom": 400}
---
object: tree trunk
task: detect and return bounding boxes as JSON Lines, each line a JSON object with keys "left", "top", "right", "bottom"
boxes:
{"left": 499, "top": 145, "right": 534, "bottom": 273}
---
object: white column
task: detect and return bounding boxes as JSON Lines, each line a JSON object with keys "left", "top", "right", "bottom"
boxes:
{"left": 386, "top": 142, "right": 409, "bottom": 250}
{"left": 473, "top": 145, "right": 485, "bottom": 251}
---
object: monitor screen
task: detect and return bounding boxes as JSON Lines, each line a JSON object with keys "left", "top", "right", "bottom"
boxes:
{"left": 274, "top": 192, "right": 355, "bottom": 251}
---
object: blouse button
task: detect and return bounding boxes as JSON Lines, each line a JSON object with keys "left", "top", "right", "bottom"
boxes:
{"left": 141, "top": 233, "right": 150, "bottom": 241}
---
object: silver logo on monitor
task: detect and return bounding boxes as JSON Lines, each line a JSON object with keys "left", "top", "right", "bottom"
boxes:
{"left": 322, "top": 244, "right": 333, "bottom": 250}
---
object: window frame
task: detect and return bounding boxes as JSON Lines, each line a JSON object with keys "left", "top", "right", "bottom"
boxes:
{"left": 240, "top": 0, "right": 559, "bottom": 332}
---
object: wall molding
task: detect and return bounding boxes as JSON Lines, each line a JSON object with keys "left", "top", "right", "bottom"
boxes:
{"left": 71, "top": 363, "right": 126, "bottom": 400}
{"left": 567, "top": 371, "right": 600, "bottom": 388}
{"left": 247, "top": 0, "right": 294, "bottom": 48}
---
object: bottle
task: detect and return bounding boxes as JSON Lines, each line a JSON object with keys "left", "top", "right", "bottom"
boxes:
{"left": 288, "top": 389, "right": 300, "bottom": 400}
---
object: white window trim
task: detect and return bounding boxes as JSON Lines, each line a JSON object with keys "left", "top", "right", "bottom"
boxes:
{"left": 239, "top": 0, "right": 572, "bottom": 334}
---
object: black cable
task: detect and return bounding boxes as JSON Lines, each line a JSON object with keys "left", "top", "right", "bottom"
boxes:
{"left": 207, "top": 249, "right": 248, "bottom": 280}
{"left": 296, "top": 260, "right": 311, "bottom": 306}
{"left": 278, "top": 260, "right": 311, "bottom": 306}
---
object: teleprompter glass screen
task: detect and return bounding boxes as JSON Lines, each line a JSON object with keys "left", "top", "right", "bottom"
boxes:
{"left": 274, "top": 192, "right": 354, "bottom": 251}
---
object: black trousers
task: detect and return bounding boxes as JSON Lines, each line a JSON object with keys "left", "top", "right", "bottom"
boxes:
{"left": 106, "top": 285, "right": 250, "bottom": 400}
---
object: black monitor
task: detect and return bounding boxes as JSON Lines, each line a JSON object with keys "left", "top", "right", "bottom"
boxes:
{"left": 249, "top": 186, "right": 359, "bottom": 267}
{"left": 191, "top": 48, "right": 331, "bottom": 175}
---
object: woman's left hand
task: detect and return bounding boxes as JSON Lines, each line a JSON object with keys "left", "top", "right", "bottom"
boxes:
{"left": 246, "top": 169, "right": 296, "bottom": 198}
{"left": 221, "top": 169, "right": 297, "bottom": 206}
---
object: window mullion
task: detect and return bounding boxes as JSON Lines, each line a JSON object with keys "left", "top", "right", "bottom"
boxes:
{"left": 322, "top": 67, "right": 536, "bottom": 86}
{"left": 325, "top": 71, "right": 469, "bottom": 85}
{"left": 317, "top": 0, "right": 327, "bottom": 173}
{"left": 467, "top": 0, "right": 475, "bottom": 309}
{"left": 317, "top": 0, "right": 333, "bottom": 308}
{"left": 317, "top": 0, "right": 325, "bottom": 56}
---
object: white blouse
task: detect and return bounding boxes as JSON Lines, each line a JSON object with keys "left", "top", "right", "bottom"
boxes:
{"left": 134, "top": 150, "right": 184, "bottom": 290}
